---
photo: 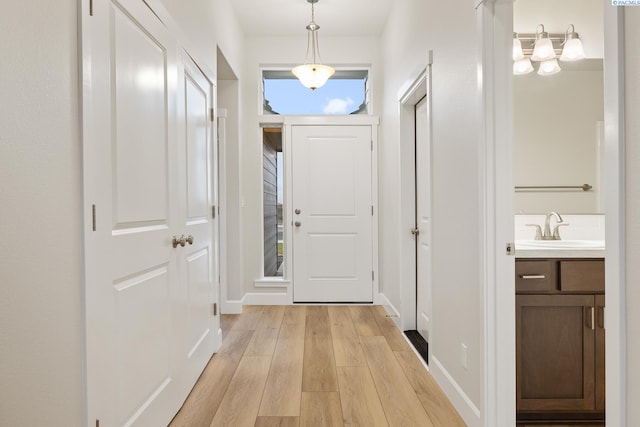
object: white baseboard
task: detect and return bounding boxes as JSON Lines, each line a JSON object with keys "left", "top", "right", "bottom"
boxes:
{"left": 242, "top": 292, "right": 290, "bottom": 305}
{"left": 430, "top": 356, "right": 481, "bottom": 427}
{"left": 221, "top": 299, "right": 243, "bottom": 314}
{"left": 378, "top": 293, "right": 401, "bottom": 328}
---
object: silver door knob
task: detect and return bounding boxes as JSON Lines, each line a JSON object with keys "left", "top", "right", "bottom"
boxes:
{"left": 186, "top": 235, "right": 194, "bottom": 245}
{"left": 411, "top": 228, "right": 420, "bottom": 236}
{"left": 172, "top": 235, "right": 186, "bottom": 248}
{"left": 295, "top": 221, "right": 301, "bottom": 227}
{"left": 295, "top": 209, "right": 301, "bottom": 215}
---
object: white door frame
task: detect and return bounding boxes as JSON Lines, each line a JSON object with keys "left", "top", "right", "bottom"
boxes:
{"left": 398, "top": 64, "right": 431, "bottom": 332}
{"left": 478, "top": 1, "right": 627, "bottom": 426}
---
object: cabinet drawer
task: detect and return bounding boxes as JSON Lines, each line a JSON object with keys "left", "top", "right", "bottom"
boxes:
{"left": 516, "top": 260, "right": 554, "bottom": 292}
{"left": 560, "top": 260, "right": 605, "bottom": 292}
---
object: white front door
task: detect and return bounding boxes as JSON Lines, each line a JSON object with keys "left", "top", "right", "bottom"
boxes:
{"left": 291, "top": 125, "right": 373, "bottom": 302}
{"left": 82, "top": 1, "right": 217, "bottom": 425}
{"left": 415, "top": 96, "right": 432, "bottom": 344}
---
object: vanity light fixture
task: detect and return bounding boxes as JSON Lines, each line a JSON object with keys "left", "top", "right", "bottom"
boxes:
{"left": 512, "top": 24, "right": 585, "bottom": 76}
{"left": 513, "top": 33, "right": 525, "bottom": 61}
{"left": 560, "top": 24, "right": 585, "bottom": 61}
{"left": 513, "top": 57, "right": 534, "bottom": 75}
{"left": 291, "top": 0, "right": 335, "bottom": 90}
{"left": 531, "top": 24, "right": 556, "bottom": 61}
{"left": 537, "top": 58, "right": 561, "bottom": 76}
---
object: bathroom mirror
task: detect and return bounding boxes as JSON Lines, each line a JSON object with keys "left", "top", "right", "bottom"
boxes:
{"left": 513, "top": 0, "right": 604, "bottom": 214}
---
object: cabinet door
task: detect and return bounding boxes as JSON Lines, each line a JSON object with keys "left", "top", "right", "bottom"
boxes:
{"left": 595, "top": 294, "right": 605, "bottom": 412}
{"left": 516, "top": 294, "right": 596, "bottom": 412}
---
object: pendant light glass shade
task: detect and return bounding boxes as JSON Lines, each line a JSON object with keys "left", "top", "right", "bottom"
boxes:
{"left": 537, "top": 58, "right": 561, "bottom": 76}
{"left": 292, "top": 64, "right": 335, "bottom": 90}
{"left": 513, "top": 34, "right": 524, "bottom": 61}
{"left": 531, "top": 25, "right": 556, "bottom": 62}
{"left": 513, "top": 58, "right": 534, "bottom": 75}
{"left": 291, "top": 0, "right": 334, "bottom": 90}
{"left": 560, "top": 25, "right": 585, "bottom": 61}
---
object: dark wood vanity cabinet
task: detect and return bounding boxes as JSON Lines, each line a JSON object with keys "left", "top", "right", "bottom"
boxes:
{"left": 516, "top": 259, "right": 605, "bottom": 422}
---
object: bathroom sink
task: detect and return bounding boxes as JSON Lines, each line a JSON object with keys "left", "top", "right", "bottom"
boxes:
{"left": 516, "top": 239, "right": 605, "bottom": 250}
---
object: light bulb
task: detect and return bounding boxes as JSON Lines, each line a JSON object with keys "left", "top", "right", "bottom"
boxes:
{"left": 513, "top": 58, "right": 534, "bottom": 75}
{"left": 537, "top": 58, "right": 561, "bottom": 76}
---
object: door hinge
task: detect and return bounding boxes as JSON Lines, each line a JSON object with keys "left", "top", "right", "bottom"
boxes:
{"left": 506, "top": 242, "right": 515, "bottom": 256}
{"left": 89, "top": 0, "right": 94, "bottom": 16}
{"left": 95, "top": 420, "right": 99, "bottom": 427}
{"left": 371, "top": 140, "right": 373, "bottom": 151}
{"left": 213, "top": 303, "right": 218, "bottom": 316}
{"left": 209, "top": 107, "right": 215, "bottom": 122}
{"left": 92, "top": 204, "right": 97, "bottom": 231}
{"left": 372, "top": 270, "right": 375, "bottom": 281}
{"left": 212, "top": 205, "right": 216, "bottom": 219}
{"left": 371, "top": 205, "right": 374, "bottom": 216}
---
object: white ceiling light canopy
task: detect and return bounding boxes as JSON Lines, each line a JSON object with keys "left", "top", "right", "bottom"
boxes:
{"left": 291, "top": 0, "right": 335, "bottom": 90}
{"left": 560, "top": 24, "right": 586, "bottom": 61}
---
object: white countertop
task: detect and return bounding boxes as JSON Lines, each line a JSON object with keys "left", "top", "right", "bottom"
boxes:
{"left": 515, "top": 240, "right": 605, "bottom": 259}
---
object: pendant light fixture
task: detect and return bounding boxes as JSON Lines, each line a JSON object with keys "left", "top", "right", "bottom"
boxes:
{"left": 291, "top": 0, "right": 335, "bottom": 90}
{"left": 560, "top": 24, "right": 585, "bottom": 61}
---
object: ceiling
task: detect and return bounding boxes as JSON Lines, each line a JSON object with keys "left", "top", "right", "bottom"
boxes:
{"left": 229, "top": 0, "right": 395, "bottom": 37}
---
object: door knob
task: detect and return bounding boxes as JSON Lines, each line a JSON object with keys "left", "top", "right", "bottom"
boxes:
{"left": 411, "top": 228, "right": 420, "bottom": 236}
{"left": 295, "top": 209, "right": 301, "bottom": 215}
{"left": 295, "top": 221, "right": 301, "bottom": 227}
{"left": 186, "top": 235, "right": 194, "bottom": 245}
{"left": 172, "top": 235, "right": 186, "bottom": 248}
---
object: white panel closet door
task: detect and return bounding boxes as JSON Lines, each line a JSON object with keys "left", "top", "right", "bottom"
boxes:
{"left": 415, "top": 97, "right": 432, "bottom": 344}
{"left": 292, "top": 125, "right": 373, "bottom": 302}
{"left": 82, "top": 1, "right": 217, "bottom": 425}
{"left": 176, "top": 52, "right": 219, "bottom": 384}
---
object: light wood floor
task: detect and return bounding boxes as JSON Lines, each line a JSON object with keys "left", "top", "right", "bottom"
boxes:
{"left": 170, "top": 305, "right": 466, "bottom": 427}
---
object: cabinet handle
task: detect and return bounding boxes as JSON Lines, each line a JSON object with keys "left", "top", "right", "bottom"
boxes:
{"left": 519, "top": 274, "right": 546, "bottom": 280}
{"left": 586, "top": 306, "right": 595, "bottom": 330}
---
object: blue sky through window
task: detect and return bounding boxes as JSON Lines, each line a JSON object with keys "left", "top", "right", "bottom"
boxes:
{"left": 264, "top": 78, "right": 365, "bottom": 115}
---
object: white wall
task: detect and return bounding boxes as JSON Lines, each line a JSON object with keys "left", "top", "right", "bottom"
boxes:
{"left": 381, "top": 0, "right": 482, "bottom": 423}
{"left": 0, "top": 1, "right": 84, "bottom": 425}
{"left": 625, "top": 8, "right": 640, "bottom": 425}
{"left": 238, "top": 35, "right": 382, "bottom": 297}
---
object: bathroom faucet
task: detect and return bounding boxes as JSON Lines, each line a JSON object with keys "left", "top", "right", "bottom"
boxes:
{"left": 525, "top": 211, "right": 569, "bottom": 240}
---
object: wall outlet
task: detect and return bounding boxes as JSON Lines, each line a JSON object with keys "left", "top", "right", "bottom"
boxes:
{"left": 461, "top": 343, "right": 468, "bottom": 370}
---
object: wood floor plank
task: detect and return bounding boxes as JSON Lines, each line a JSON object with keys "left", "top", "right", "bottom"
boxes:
{"left": 230, "top": 305, "right": 265, "bottom": 331}
{"left": 394, "top": 350, "right": 466, "bottom": 426}
{"left": 170, "top": 330, "right": 254, "bottom": 427}
{"left": 300, "top": 392, "right": 344, "bottom": 427}
{"left": 328, "top": 306, "right": 367, "bottom": 367}
{"left": 349, "top": 305, "right": 382, "bottom": 337}
{"left": 245, "top": 305, "right": 286, "bottom": 356}
{"left": 361, "top": 336, "right": 435, "bottom": 427}
{"left": 337, "top": 366, "right": 389, "bottom": 427}
{"left": 371, "top": 305, "right": 412, "bottom": 351}
{"left": 210, "top": 356, "right": 271, "bottom": 427}
{"left": 302, "top": 306, "right": 339, "bottom": 392}
{"left": 254, "top": 416, "right": 300, "bottom": 427}
{"left": 220, "top": 313, "right": 240, "bottom": 336}
{"left": 258, "top": 306, "right": 306, "bottom": 416}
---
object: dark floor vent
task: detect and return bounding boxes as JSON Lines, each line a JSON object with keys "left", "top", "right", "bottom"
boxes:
{"left": 404, "top": 330, "right": 429, "bottom": 365}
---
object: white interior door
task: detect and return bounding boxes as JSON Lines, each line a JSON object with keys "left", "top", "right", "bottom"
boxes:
{"left": 292, "top": 125, "right": 373, "bottom": 302}
{"left": 415, "top": 97, "right": 432, "bottom": 344}
{"left": 176, "top": 52, "right": 219, "bottom": 386}
{"left": 83, "top": 1, "right": 217, "bottom": 425}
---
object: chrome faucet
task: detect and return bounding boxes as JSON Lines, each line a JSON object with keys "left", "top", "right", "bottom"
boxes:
{"left": 526, "top": 211, "right": 569, "bottom": 240}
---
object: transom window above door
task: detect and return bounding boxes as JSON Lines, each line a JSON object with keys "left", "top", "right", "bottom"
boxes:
{"left": 262, "top": 69, "right": 370, "bottom": 115}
